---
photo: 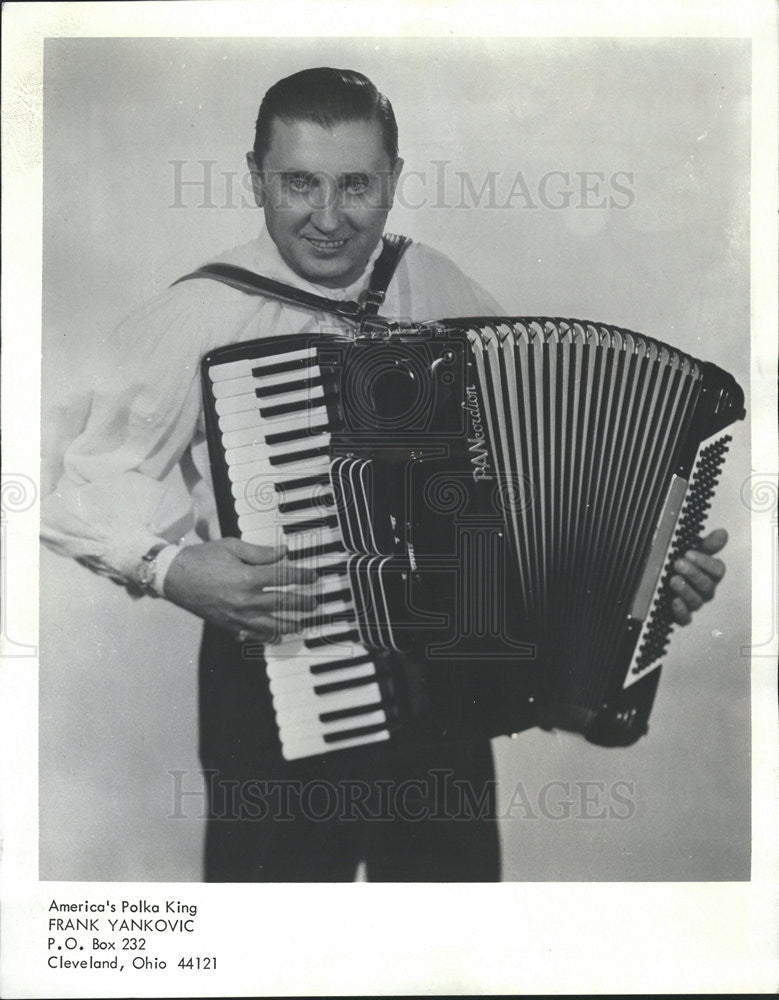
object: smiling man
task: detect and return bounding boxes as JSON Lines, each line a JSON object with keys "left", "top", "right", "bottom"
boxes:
{"left": 41, "top": 67, "right": 728, "bottom": 881}
{"left": 247, "top": 120, "right": 403, "bottom": 288}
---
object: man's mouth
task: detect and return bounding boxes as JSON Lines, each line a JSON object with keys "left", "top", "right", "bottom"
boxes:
{"left": 303, "top": 237, "right": 349, "bottom": 251}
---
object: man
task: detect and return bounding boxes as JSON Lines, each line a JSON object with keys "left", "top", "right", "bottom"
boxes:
{"left": 41, "top": 67, "right": 728, "bottom": 881}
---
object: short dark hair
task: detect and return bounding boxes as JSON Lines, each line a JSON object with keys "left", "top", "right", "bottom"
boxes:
{"left": 252, "top": 67, "right": 399, "bottom": 166}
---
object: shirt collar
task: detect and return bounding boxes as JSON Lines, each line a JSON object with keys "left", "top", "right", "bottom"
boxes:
{"left": 253, "top": 228, "right": 384, "bottom": 302}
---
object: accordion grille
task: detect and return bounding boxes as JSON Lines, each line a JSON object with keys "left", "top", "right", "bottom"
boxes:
{"left": 466, "top": 319, "right": 703, "bottom": 716}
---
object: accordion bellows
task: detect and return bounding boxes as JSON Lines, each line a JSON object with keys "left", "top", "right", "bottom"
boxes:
{"left": 202, "top": 317, "right": 745, "bottom": 760}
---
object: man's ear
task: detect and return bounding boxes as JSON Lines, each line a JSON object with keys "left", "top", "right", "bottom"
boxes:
{"left": 246, "top": 152, "right": 266, "bottom": 208}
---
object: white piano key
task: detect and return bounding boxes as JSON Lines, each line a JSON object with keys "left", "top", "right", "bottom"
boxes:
{"left": 266, "top": 653, "right": 336, "bottom": 680}
{"left": 218, "top": 408, "right": 262, "bottom": 433}
{"left": 265, "top": 592, "right": 356, "bottom": 632}
{"left": 277, "top": 499, "right": 337, "bottom": 523}
{"left": 211, "top": 374, "right": 262, "bottom": 399}
{"left": 226, "top": 433, "right": 332, "bottom": 471}
{"left": 237, "top": 502, "right": 337, "bottom": 534}
{"left": 231, "top": 487, "right": 284, "bottom": 516}
{"left": 285, "top": 525, "right": 342, "bottom": 551}
{"left": 305, "top": 598, "right": 353, "bottom": 619}
{"left": 225, "top": 442, "right": 270, "bottom": 468}
{"left": 265, "top": 649, "right": 371, "bottom": 680}
{"left": 280, "top": 728, "right": 389, "bottom": 761}
{"left": 254, "top": 365, "right": 321, "bottom": 389}
{"left": 221, "top": 424, "right": 266, "bottom": 450}
{"left": 299, "top": 606, "right": 355, "bottom": 630}
{"left": 261, "top": 409, "right": 328, "bottom": 439}
{"left": 234, "top": 494, "right": 266, "bottom": 517}
{"left": 264, "top": 636, "right": 304, "bottom": 654}
{"left": 276, "top": 479, "right": 331, "bottom": 505}
{"left": 214, "top": 391, "right": 261, "bottom": 417}
{"left": 215, "top": 388, "right": 327, "bottom": 434}
{"left": 227, "top": 458, "right": 274, "bottom": 485}
{"left": 250, "top": 346, "right": 317, "bottom": 372}
{"left": 269, "top": 661, "right": 376, "bottom": 696}
{"left": 208, "top": 357, "right": 260, "bottom": 382}
{"left": 302, "top": 637, "right": 365, "bottom": 660}
{"left": 278, "top": 574, "right": 351, "bottom": 608}
{"left": 289, "top": 548, "right": 348, "bottom": 572}
{"left": 273, "top": 680, "right": 381, "bottom": 714}
{"left": 262, "top": 418, "right": 329, "bottom": 448}
{"left": 314, "top": 575, "right": 350, "bottom": 597}
{"left": 265, "top": 346, "right": 318, "bottom": 361}
{"left": 232, "top": 477, "right": 300, "bottom": 513}
{"left": 239, "top": 526, "right": 287, "bottom": 547}
{"left": 259, "top": 387, "right": 326, "bottom": 410}
{"left": 276, "top": 699, "right": 383, "bottom": 727}
{"left": 237, "top": 508, "right": 286, "bottom": 535}
{"left": 259, "top": 455, "right": 334, "bottom": 483}
{"left": 227, "top": 449, "right": 329, "bottom": 485}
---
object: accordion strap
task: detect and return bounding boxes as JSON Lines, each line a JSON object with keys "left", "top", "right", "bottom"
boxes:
{"left": 362, "top": 232, "right": 411, "bottom": 316}
{"left": 172, "top": 233, "right": 411, "bottom": 325}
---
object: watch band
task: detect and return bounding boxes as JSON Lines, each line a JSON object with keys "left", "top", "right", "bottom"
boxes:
{"left": 136, "top": 542, "right": 168, "bottom": 597}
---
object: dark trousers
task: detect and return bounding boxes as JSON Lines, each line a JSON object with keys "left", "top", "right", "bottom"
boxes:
{"left": 199, "top": 625, "right": 501, "bottom": 882}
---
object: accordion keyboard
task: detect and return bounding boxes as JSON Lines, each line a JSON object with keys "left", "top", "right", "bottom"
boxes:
{"left": 206, "top": 344, "right": 392, "bottom": 761}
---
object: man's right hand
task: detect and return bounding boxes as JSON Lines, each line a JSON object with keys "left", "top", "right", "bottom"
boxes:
{"left": 163, "top": 538, "right": 318, "bottom": 643}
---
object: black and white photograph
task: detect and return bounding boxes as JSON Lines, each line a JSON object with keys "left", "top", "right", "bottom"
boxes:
{"left": 2, "top": 1, "right": 777, "bottom": 996}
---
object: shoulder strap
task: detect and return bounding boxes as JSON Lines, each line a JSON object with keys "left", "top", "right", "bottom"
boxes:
{"left": 171, "top": 262, "right": 363, "bottom": 321}
{"left": 362, "top": 233, "right": 412, "bottom": 317}
{"left": 172, "top": 233, "right": 412, "bottom": 325}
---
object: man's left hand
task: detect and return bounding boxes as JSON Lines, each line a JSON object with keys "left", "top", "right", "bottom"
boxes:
{"left": 669, "top": 528, "right": 728, "bottom": 625}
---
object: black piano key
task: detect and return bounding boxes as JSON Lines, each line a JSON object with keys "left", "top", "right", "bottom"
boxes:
{"left": 309, "top": 653, "right": 375, "bottom": 676}
{"left": 252, "top": 356, "right": 316, "bottom": 378}
{"left": 323, "top": 721, "right": 390, "bottom": 744}
{"left": 298, "top": 609, "right": 355, "bottom": 631}
{"left": 315, "top": 587, "right": 353, "bottom": 606}
{"left": 314, "top": 673, "right": 379, "bottom": 696}
{"left": 255, "top": 375, "right": 323, "bottom": 399}
{"left": 282, "top": 514, "right": 339, "bottom": 534}
{"left": 275, "top": 472, "right": 331, "bottom": 494}
{"left": 287, "top": 541, "right": 344, "bottom": 561}
{"left": 305, "top": 629, "right": 360, "bottom": 649}
{"left": 265, "top": 423, "right": 334, "bottom": 446}
{"left": 316, "top": 562, "right": 348, "bottom": 576}
{"left": 319, "top": 701, "right": 385, "bottom": 723}
{"left": 260, "top": 398, "right": 327, "bottom": 419}
{"left": 269, "top": 445, "right": 331, "bottom": 467}
{"left": 278, "top": 494, "right": 335, "bottom": 514}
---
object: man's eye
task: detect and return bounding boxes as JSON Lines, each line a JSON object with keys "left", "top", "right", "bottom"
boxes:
{"left": 287, "top": 174, "right": 310, "bottom": 192}
{"left": 344, "top": 174, "right": 370, "bottom": 195}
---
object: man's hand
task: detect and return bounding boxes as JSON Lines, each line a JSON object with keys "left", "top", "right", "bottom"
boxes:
{"left": 669, "top": 528, "right": 728, "bottom": 626}
{"left": 163, "top": 538, "right": 318, "bottom": 642}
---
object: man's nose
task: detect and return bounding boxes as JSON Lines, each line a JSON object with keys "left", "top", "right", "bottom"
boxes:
{"left": 309, "top": 179, "right": 343, "bottom": 232}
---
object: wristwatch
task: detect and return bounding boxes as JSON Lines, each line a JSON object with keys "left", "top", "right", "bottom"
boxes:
{"left": 136, "top": 542, "right": 168, "bottom": 597}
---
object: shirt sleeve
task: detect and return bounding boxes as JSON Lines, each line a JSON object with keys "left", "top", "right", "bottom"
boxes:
{"left": 40, "top": 284, "right": 221, "bottom": 587}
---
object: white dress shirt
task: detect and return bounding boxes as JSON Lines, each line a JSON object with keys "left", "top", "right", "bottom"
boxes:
{"left": 41, "top": 229, "right": 502, "bottom": 591}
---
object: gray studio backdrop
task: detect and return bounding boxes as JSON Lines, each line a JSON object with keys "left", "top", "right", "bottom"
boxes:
{"left": 40, "top": 36, "right": 751, "bottom": 881}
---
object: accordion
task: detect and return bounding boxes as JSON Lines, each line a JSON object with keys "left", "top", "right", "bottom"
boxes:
{"left": 202, "top": 317, "right": 745, "bottom": 761}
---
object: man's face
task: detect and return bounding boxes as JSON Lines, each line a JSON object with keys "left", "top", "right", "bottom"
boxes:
{"left": 247, "top": 117, "right": 403, "bottom": 288}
